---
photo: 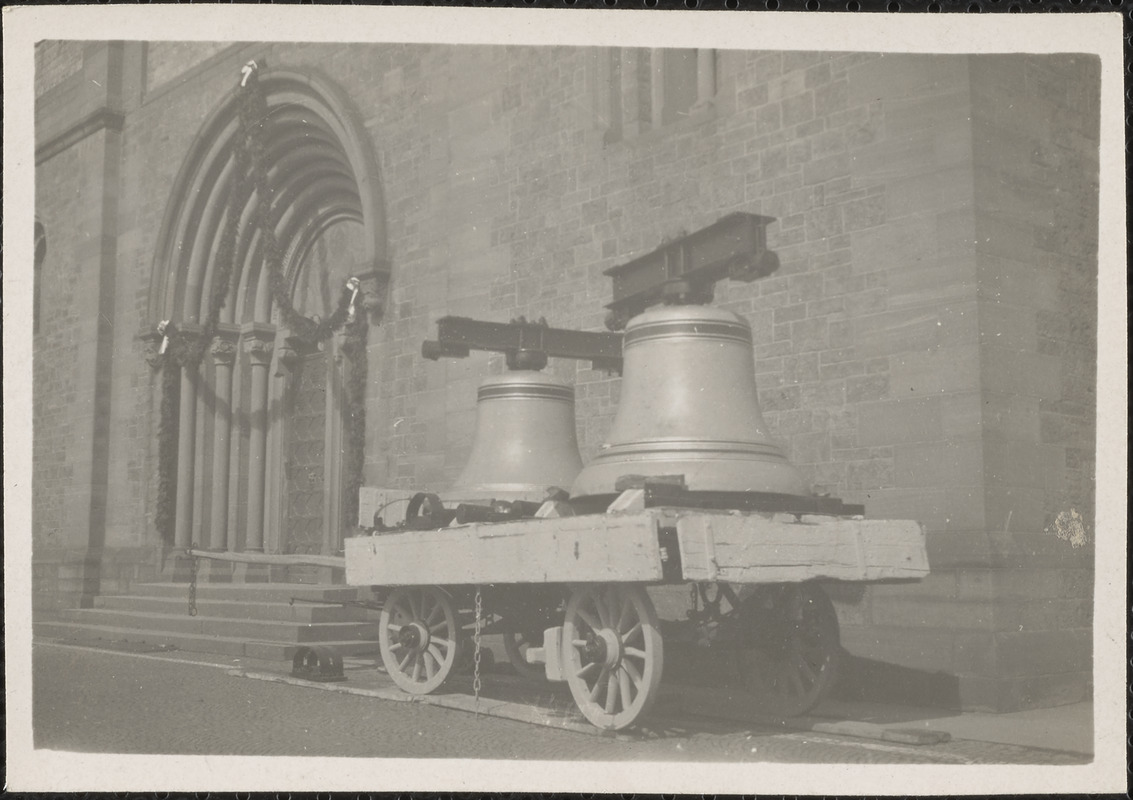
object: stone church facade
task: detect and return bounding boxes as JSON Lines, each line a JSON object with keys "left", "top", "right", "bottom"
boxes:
{"left": 33, "top": 41, "right": 1098, "bottom": 712}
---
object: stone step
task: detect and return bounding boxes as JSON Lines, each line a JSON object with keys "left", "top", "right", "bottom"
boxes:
{"left": 56, "top": 608, "right": 379, "bottom": 644}
{"left": 37, "top": 621, "right": 380, "bottom": 662}
{"left": 129, "top": 582, "right": 361, "bottom": 604}
{"left": 94, "top": 594, "right": 374, "bottom": 623}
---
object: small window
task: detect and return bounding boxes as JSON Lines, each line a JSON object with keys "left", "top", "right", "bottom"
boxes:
{"left": 34, "top": 220, "right": 46, "bottom": 334}
{"left": 603, "top": 47, "right": 716, "bottom": 143}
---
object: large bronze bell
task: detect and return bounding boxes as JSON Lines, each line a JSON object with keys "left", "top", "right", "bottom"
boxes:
{"left": 447, "top": 371, "right": 584, "bottom": 502}
{"left": 570, "top": 305, "right": 810, "bottom": 498}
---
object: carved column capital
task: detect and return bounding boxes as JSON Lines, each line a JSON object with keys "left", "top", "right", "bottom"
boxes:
{"left": 210, "top": 323, "right": 241, "bottom": 367}
{"left": 356, "top": 266, "right": 390, "bottom": 325}
{"left": 241, "top": 322, "right": 276, "bottom": 367}
{"left": 140, "top": 330, "right": 166, "bottom": 370}
{"left": 275, "top": 329, "right": 321, "bottom": 375}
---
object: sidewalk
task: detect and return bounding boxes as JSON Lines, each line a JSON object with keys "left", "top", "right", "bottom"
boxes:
{"left": 35, "top": 635, "right": 1093, "bottom": 756}
{"left": 811, "top": 697, "right": 1093, "bottom": 755}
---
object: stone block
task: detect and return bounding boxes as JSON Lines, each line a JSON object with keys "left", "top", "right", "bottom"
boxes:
{"left": 838, "top": 624, "right": 956, "bottom": 673}
{"left": 888, "top": 344, "right": 981, "bottom": 396}
{"left": 893, "top": 439, "right": 983, "bottom": 489}
{"left": 938, "top": 391, "right": 983, "bottom": 439}
{"left": 980, "top": 391, "right": 1041, "bottom": 442}
{"left": 845, "top": 373, "right": 888, "bottom": 403}
{"left": 951, "top": 631, "right": 998, "bottom": 675}
{"left": 995, "top": 628, "right": 1091, "bottom": 678}
{"left": 856, "top": 396, "right": 943, "bottom": 446}
{"left": 924, "top": 530, "right": 998, "bottom": 570}
{"left": 983, "top": 439, "right": 1065, "bottom": 492}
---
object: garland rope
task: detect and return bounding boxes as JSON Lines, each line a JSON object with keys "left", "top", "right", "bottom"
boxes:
{"left": 154, "top": 60, "right": 368, "bottom": 547}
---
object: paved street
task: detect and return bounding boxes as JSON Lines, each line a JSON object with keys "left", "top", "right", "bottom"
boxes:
{"left": 33, "top": 642, "right": 1087, "bottom": 765}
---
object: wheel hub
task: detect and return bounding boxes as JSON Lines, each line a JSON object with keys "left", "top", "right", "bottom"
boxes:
{"left": 597, "top": 627, "right": 623, "bottom": 669}
{"left": 399, "top": 622, "right": 428, "bottom": 651}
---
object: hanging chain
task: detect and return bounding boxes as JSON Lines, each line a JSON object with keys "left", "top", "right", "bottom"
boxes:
{"left": 187, "top": 548, "right": 199, "bottom": 617}
{"left": 472, "top": 587, "right": 483, "bottom": 708}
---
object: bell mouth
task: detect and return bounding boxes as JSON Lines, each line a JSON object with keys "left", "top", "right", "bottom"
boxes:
{"left": 595, "top": 438, "right": 790, "bottom": 458}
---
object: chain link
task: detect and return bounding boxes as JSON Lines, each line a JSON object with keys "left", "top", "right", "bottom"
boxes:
{"left": 472, "top": 587, "right": 483, "bottom": 708}
{"left": 187, "top": 548, "right": 199, "bottom": 617}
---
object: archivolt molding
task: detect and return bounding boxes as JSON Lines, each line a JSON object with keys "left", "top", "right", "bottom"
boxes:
{"left": 148, "top": 67, "right": 387, "bottom": 331}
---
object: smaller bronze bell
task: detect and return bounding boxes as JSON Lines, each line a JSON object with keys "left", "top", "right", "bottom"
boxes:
{"left": 447, "top": 371, "right": 584, "bottom": 503}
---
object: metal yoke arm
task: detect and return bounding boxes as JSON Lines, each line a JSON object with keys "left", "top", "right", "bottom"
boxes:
{"left": 603, "top": 212, "right": 781, "bottom": 330}
{"left": 422, "top": 315, "right": 624, "bottom": 373}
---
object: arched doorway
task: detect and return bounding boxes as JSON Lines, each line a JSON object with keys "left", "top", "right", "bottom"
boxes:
{"left": 148, "top": 66, "right": 387, "bottom": 569}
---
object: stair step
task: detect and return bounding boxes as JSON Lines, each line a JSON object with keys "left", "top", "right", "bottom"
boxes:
{"left": 130, "top": 582, "right": 361, "bottom": 604}
{"left": 37, "top": 620, "right": 379, "bottom": 662}
{"left": 94, "top": 594, "right": 373, "bottom": 623}
{"left": 57, "top": 608, "right": 379, "bottom": 643}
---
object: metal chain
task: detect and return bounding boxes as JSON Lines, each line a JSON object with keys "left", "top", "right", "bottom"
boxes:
{"left": 187, "top": 548, "right": 199, "bottom": 617}
{"left": 472, "top": 587, "right": 483, "bottom": 708}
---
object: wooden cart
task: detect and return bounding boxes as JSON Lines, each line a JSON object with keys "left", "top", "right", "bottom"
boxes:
{"left": 344, "top": 492, "right": 929, "bottom": 731}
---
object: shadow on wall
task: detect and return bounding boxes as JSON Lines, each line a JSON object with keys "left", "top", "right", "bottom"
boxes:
{"left": 834, "top": 652, "right": 963, "bottom": 714}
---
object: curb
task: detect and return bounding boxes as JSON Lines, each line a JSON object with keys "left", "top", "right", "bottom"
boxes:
{"left": 230, "top": 667, "right": 951, "bottom": 746}
{"left": 229, "top": 669, "right": 631, "bottom": 739}
{"left": 661, "top": 685, "right": 953, "bottom": 745}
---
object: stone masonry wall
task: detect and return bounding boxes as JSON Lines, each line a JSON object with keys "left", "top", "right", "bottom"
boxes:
{"left": 968, "top": 54, "right": 1098, "bottom": 710}
{"left": 33, "top": 42, "right": 1098, "bottom": 709}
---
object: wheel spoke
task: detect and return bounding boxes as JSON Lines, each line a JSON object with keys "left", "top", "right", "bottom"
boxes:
{"left": 412, "top": 655, "right": 423, "bottom": 683}
{"left": 427, "top": 643, "right": 446, "bottom": 667}
{"left": 618, "top": 668, "right": 634, "bottom": 709}
{"left": 594, "top": 592, "right": 610, "bottom": 628}
{"left": 571, "top": 639, "right": 589, "bottom": 648}
{"left": 386, "top": 623, "right": 403, "bottom": 634}
{"left": 604, "top": 671, "right": 619, "bottom": 714}
{"left": 431, "top": 636, "right": 453, "bottom": 650}
{"left": 795, "top": 652, "right": 817, "bottom": 685}
{"left": 622, "top": 621, "right": 642, "bottom": 644}
{"left": 392, "top": 601, "right": 413, "bottom": 622}
{"left": 576, "top": 661, "right": 600, "bottom": 679}
{"left": 420, "top": 593, "right": 435, "bottom": 623}
{"left": 788, "top": 667, "right": 806, "bottom": 697}
{"left": 423, "top": 651, "right": 436, "bottom": 680}
{"left": 589, "top": 667, "right": 610, "bottom": 702}
{"left": 397, "top": 651, "right": 414, "bottom": 672}
{"left": 388, "top": 641, "right": 405, "bottom": 654}
{"left": 622, "top": 656, "right": 643, "bottom": 689}
{"left": 604, "top": 586, "right": 619, "bottom": 628}
{"left": 624, "top": 645, "right": 647, "bottom": 660}
{"left": 616, "top": 595, "right": 631, "bottom": 633}
{"left": 426, "top": 602, "right": 443, "bottom": 626}
{"left": 409, "top": 591, "right": 421, "bottom": 621}
{"left": 576, "top": 606, "right": 602, "bottom": 632}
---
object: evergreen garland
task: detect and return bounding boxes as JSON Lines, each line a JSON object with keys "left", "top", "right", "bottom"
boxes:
{"left": 340, "top": 317, "right": 369, "bottom": 536}
{"left": 155, "top": 363, "right": 181, "bottom": 543}
{"left": 153, "top": 60, "right": 369, "bottom": 547}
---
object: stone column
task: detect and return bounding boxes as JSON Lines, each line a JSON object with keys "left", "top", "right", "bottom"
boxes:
{"left": 172, "top": 326, "right": 204, "bottom": 551}
{"left": 207, "top": 325, "right": 239, "bottom": 551}
{"left": 242, "top": 323, "right": 275, "bottom": 553}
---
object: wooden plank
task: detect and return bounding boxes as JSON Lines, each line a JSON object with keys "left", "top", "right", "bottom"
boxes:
{"left": 344, "top": 514, "right": 664, "bottom": 586}
{"left": 188, "top": 550, "right": 346, "bottom": 569}
{"left": 676, "top": 513, "right": 928, "bottom": 583}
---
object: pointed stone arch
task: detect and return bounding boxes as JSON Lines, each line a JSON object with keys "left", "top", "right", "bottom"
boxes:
{"left": 149, "top": 66, "right": 387, "bottom": 564}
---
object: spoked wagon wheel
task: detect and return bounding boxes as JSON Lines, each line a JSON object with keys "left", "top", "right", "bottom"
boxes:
{"left": 379, "top": 586, "right": 462, "bottom": 695}
{"left": 503, "top": 630, "right": 546, "bottom": 682}
{"left": 562, "top": 584, "right": 663, "bottom": 731}
{"left": 738, "top": 583, "right": 840, "bottom": 717}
